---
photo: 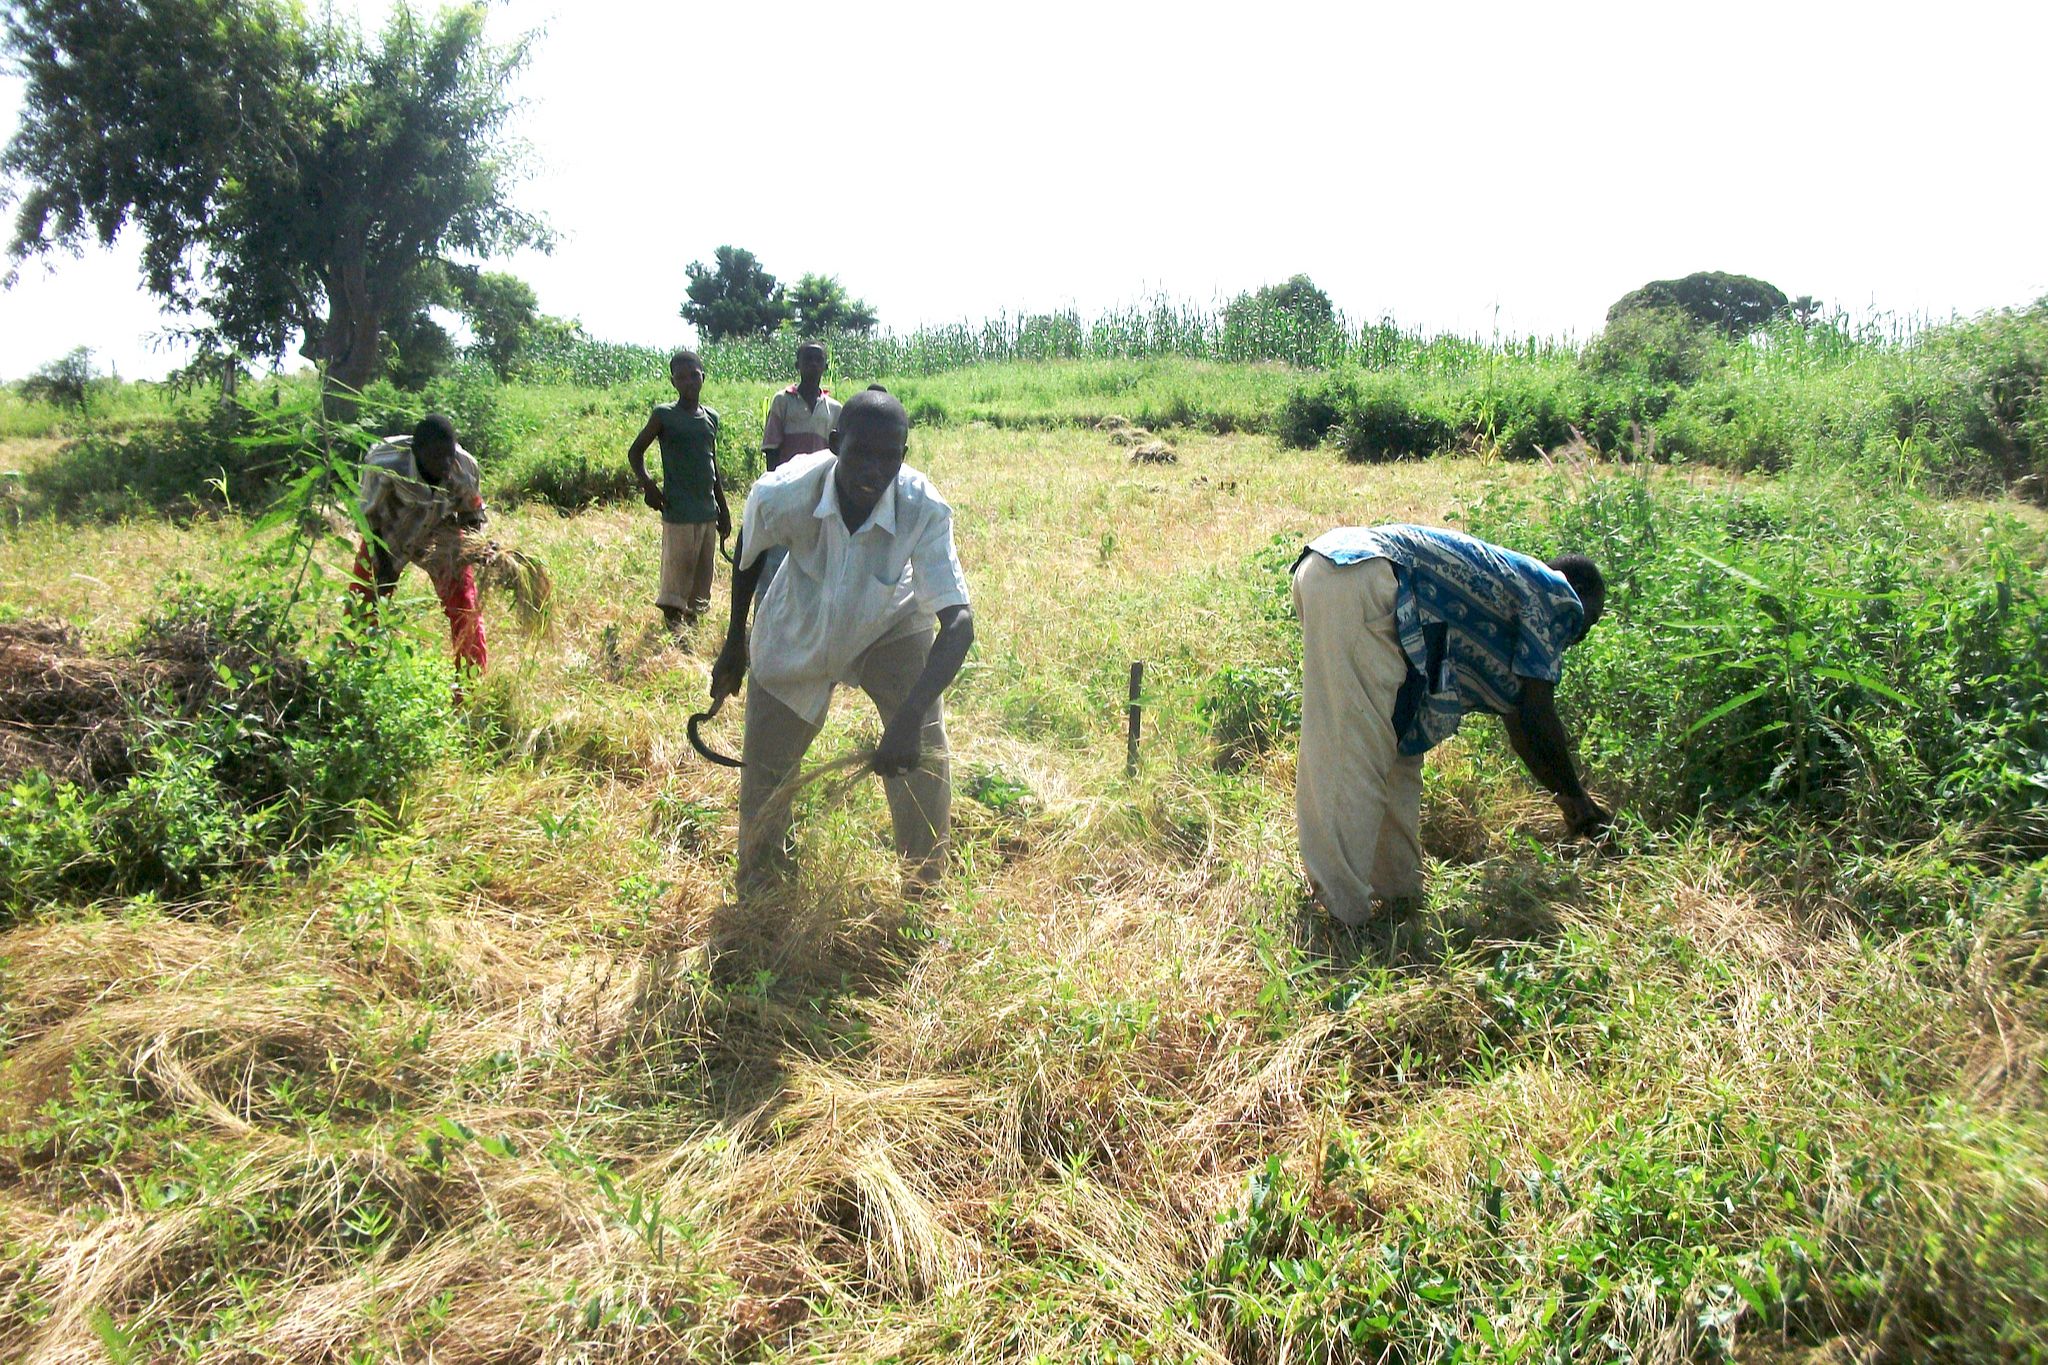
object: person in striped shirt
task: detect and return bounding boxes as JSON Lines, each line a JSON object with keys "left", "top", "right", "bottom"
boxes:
{"left": 761, "top": 341, "right": 840, "bottom": 473}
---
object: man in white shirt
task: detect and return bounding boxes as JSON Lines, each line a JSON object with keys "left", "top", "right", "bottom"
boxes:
{"left": 710, "top": 387, "right": 975, "bottom": 893}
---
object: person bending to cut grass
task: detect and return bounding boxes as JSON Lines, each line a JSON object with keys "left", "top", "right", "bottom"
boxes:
{"left": 1292, "top": 524, "right": 1608, "bottom": 927}
{"left": 351, "top": 414, "right": 489, "bottom": 677}
{"left": 710, "top": 387, "right": 974, "bottom": 896}
{"left": 627, "top": 350, "right": 732, "bottom": 633}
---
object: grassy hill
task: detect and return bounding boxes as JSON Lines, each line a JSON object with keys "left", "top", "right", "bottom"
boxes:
{"left": 1, "top": 352, "right": 2045, "bottom": 1360}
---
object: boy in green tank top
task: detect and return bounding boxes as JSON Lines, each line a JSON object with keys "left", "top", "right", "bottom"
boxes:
{"left": 627, "top": 350, "right": 732, "bottom": 631}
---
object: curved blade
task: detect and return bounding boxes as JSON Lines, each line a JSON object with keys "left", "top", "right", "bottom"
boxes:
{"left": 687, "top": 694, "right": 743, "bottom": 768}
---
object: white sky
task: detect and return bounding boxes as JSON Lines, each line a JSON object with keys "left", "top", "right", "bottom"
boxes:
{"left": 2, "top": 0, "right": 2044, "bottom": 380}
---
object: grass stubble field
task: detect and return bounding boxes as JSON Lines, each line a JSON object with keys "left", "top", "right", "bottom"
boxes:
{"left": 1, "top": 397, "right": 2046, "bottom": 1362}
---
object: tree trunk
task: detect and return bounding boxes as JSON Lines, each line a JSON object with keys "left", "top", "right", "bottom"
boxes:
{"left": 320, "top": 258, "right": 382, "bottom": 421}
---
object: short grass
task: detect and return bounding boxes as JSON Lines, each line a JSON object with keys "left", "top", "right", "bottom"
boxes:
{"left": 1, "top": 424, "right": 2044, "bottom": 1361}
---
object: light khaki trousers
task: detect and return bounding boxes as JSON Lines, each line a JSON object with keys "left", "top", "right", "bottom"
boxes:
{"left": 738, "top": 630, "right": 951, "bottom": 890}
{"left": 1293, "top": 554, "right": 1425, "bottom": 925}
{"left": 657, "top": 520, "right": 718, "bottom": 616}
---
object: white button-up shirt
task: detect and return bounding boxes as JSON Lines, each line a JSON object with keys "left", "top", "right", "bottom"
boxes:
{"left": 739, "top": 452, "right": 970, "bottom": 724}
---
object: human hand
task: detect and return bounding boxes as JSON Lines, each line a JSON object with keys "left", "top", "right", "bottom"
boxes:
{"left": 709, "top": 637, "right": 747, "bottom": 701}
{"left": 717, "top": 506, "right": 733, "bottom": 540}
{"left": 1558, "top": 793, "right": 1611, "bottom": 839}
{"left": 872, "top": 711, "right": 923, "bottom": 778}
{"left": 641, "top": 481, "right": 664, "bottom": 513}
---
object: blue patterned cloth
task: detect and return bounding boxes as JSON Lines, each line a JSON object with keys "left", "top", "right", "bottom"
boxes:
{"left": 1299, "top": 525, "right": 1585, "bottom": 755}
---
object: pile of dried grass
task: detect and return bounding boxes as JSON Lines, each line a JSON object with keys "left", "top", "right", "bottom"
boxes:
{"left": 459, "top": 532, "right": 557, "bottom": 634}
{"left": 0, "top": 612, "right": 319, "bottom": 789}
{"left": 0, "top": 621, "right": 140, "bottom": 786}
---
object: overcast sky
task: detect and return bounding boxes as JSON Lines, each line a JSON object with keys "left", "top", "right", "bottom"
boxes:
{"left": 2, "top": 0, "right": 2043, "bottom": 379}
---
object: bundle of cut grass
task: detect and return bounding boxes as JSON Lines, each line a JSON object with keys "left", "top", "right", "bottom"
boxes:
{"left": 457, "top": 532, "right": 556, "bottom": 634}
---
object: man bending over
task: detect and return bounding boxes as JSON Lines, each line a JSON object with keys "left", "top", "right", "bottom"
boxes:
{"left": 710, "top": 388, "right": 974, "bottom": 895}
{"left": 352, "top": 414, "right": 489, "bottom": 677}
{"left": 1292, "top": 524, "right": 1609, "bottom": 926}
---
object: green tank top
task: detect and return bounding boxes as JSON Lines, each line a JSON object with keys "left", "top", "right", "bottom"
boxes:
{"left": 654, "top": 403, "right": 720, "bottom": 524}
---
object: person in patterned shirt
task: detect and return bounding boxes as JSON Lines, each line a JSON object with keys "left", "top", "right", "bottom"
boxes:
{"left": 350, "top": 414, "right": 489, "bottom": 675}
{"left": 1291, "top": 524, "right": 1609, "bottom": 926}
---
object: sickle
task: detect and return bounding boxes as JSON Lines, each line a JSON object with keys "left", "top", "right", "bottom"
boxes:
{"left": 687, "top": 693, "right": 743, "bottom": 768}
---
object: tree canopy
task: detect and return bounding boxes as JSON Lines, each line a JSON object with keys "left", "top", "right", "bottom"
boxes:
{"left": 681, "top": 246, "right": 787, "bottom": 342}
{"left": 2, "top": 0, "right": 547, "bottom": 407}
{"left": 456, "top": 269, "right": 545, "bottom": 377}
{"left": 1226, "top": 274, "right": 1337, "bottom": 328}
{"left": 1605, "top": 271, "right": 1790, "bottom": 336}
{"left": 788, "top": 272, "right": 878, "bottom": 337}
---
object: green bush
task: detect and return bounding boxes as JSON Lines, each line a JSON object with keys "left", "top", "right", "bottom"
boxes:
{"left": 1463, "top": 473, "right": 2048, "bottom": 855}
{"left": 1459, "top": 365, "right": 1587, "bottom": 460}
{"left": 1582, "top": 306, "right": 1718, "bottom": 391}
{"left": 421, "top": 361, "right": 510, "bottom": 458}
{"left": 1275, "top": 371, "right": 1360, "bottom": 448}
{"left": 1331, "top": 374, "right": 1455, "bottom": 462}
{"left": 1922, "top": 303, "right": 2048, "bottom": 487}
{"left": 501, "top": 442, "right": 637, "bottom": 510}
{"left": 16, "top": 406, "right": 299, "bottom": 519}
{"left": 0, "top": 583, "right": 452, "bottom": 913}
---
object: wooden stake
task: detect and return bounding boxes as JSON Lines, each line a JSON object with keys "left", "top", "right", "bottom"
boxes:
{"left": 1126, "top": 661, "right": 1144, "bottom": 778}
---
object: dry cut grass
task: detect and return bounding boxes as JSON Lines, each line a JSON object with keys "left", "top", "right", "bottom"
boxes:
{"left": 2, "top": 431, "right": 2044, "bottom": 1362}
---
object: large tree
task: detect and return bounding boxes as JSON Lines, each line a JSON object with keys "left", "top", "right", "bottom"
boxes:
{"left": 457, "top": 269, "right": 543, "bottom": 377}
{"left": 1605, "top": 271, "right": 1789, "bottom": 336}
{"left": 1225, "top": 273, "right": 1337, "bottom": 329}
{"left": 681, "top": 245, "right": 787, "bottom": 342}
{"left": 1, "top": 0, "right": 547, "bottom": 410}
{"left": 787, "top": 272, "right": 878, "bottom": 337}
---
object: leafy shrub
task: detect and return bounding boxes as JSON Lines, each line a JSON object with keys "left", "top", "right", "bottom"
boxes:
{"left": 16, "top": 406, "right": 300, "bottom": 519}
{"left": 1275, "top": 371, "right": 1360, "bottom": 448}
{"left": 421, "top": 361, "right": 510, "bottom": 458}
{"left": 1921, "top": 302, "right": 2048, "bottom": 487}
{"left": 0, "top": 583, "right": 451, "bottom": 912}
{"left": 1582, "top": 306, "right": 1719, "bottom": 391}
{"left": 500, "top": 442, "right": 636, "bottom": 510}
{"left": 1332, "top": 376, "right": 1456, "bottom": 462}
{"left": 1459, "top": 365, "right": 1587, "bottom": 460}
{"left": 1463, "top": 472, "right": 2048, "bottom": 855}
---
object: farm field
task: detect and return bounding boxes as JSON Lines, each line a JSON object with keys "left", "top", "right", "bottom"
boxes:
{"left": 2, "top": 365, "right": 2047, "bottom": 1362}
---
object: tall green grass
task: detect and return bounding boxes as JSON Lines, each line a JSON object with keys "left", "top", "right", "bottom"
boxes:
{"left": 1282, "top": 305, "right": 2048, "bottom": 494}
{"left": 1461, "top": 471, "right": 2048, "bottom": 862}
{"left": 515, "top": 298, "right": 1559, "bottom": 388}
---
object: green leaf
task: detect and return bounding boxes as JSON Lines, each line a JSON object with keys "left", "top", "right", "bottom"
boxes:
{"left": 1808, "top": 666, "right": 1911, "bottom": 706}
{"left": 1683, "top": 685, "right": 1774, "bottom": 738}
{"left": 1694, "top": 551, "right": 1773, "bottom": 595}
{"left": 1725, "top": 1272, "right": 1771, "bottom": 1317}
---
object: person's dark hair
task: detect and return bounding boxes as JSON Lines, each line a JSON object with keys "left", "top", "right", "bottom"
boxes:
{"left": 670, "top": 349, "right": 703, "bottom": 371}
{"left": 840, "top": 386, "right": 908, "bottom": 434}
{"left": 1549, "top": 553, "right": 1606, "bottom": 630}
{"left": 413, "top": 413, "right": 457, "bottom": 453}
{"left": 797, "top": 341, "right": 826, "bottom": 359}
